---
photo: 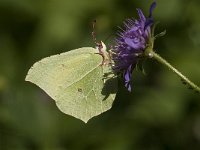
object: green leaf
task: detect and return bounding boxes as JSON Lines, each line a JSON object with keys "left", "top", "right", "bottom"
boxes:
{"left": 154, "top": 30, "right": 167, "bottom": 39}
{"left": 136, "top": 60, "right": 146, "bottom": 75}
{"left": 25, "top": 47, "right": 117, "bottom": 123}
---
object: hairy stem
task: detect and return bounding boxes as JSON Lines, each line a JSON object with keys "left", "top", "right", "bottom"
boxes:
{"left": 150, "top": 51, "right": 200, "bottom": 93}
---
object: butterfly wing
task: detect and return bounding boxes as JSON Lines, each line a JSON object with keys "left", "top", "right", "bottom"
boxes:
{"left": 25, "top": 47, "right": 117, "bottom": 123}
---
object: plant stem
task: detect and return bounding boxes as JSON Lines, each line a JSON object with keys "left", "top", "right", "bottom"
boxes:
{"left": 150, "top": 51, "right": 200, "bottom": 93}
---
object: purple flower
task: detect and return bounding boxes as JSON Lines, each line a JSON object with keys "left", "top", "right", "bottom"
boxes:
{"left": 112, "top": 2, "right": 156, "bottom": 92}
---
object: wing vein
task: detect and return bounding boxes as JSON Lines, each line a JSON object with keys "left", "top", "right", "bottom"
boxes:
{"left": 64, "top": 63, "right": 101, "bottom": 90}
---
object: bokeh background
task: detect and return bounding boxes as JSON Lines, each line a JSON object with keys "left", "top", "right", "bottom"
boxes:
{"left": 0, "top": 0, "right": 200, "bottom": 149}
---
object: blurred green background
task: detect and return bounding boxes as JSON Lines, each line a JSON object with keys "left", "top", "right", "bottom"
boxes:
{"left": 0, "top": 0, "right": 200, "bottom": 149}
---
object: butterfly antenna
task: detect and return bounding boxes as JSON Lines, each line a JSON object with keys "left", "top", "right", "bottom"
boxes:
{"left": 92, "top": 20, "right": 98, "bottom": 45}
{"left": 91, "top": 20, "right": 103, "bottom": 52}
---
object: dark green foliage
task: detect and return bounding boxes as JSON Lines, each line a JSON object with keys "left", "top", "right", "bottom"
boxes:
{"left": 0, "top": 0, "right": 200, "bottom": 149}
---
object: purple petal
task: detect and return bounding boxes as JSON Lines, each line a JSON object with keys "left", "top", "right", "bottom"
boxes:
{"left": 129, "top": 26, "right": 139, "bottom": 32}
{"left": 145, "top": 2, "right": 156, "bottom": 30}
{"left": 124, "top": 65, "right": 132, "bottom": 92}
{"left": 126, "top": 82, "right": 131, "bottom": 92}
{"left": 144, "top": 18, "right": 153, "bottom": 30}
{"left": 149, "top": 1, "right": 156, "bottom": 18}
{"left": 136, "top": 8, "right": 146, "bottom": 22}
{"left": 125, "top": 38, "right": 141, "bottom": 49}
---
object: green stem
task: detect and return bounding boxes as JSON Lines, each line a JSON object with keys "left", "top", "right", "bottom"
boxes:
{"left": 150, "top": 51, "right": 200, "bottom": 93}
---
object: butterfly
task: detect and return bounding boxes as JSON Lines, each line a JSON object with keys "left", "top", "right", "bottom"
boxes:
{"left": 25, "top": 40, "right": 117, "bottom": 123}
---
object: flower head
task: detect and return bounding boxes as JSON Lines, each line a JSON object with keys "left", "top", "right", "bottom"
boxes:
{"left": 112, "top": 2, "right": 156, "bottom": 91}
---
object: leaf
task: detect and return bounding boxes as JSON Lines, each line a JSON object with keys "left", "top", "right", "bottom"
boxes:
{"left": 154, "top": 30, "right": 166, "bottom": 39}
{"left": 136, "top": 60, "right": 146, "bottom": 75}
{"left": 25, "top": 47, "right": 117, "bottom": 123}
